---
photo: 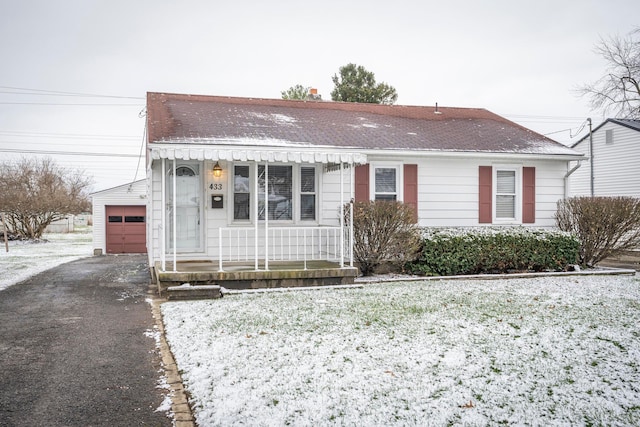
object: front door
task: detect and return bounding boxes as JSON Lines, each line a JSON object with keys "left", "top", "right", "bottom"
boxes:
{"left": 167, "top": 164, "right": 201, "bottom": 251}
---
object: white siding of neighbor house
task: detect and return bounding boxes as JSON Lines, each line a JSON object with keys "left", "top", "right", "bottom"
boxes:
{"left": 569, "top": 122, "right": 640, "bottom": 197}
{"left": 148, "top": 155, "right": 572, "bottom": 264}
{"left": 91, "top": 180, "right": 147, "bottom": 255}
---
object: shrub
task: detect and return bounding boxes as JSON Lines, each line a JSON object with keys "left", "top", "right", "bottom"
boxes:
{"left": 407, "top": 227, "right": 580, "bottom": 276}
{"left": 347, "top": 201, "right": 421, "bottom": 276}
{"left": 556, "top": 196, "right": 640, "bottom": 267}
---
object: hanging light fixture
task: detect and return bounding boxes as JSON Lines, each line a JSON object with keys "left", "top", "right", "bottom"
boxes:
{"left": 213, "top": 161, "right": 222, "bottom": 178}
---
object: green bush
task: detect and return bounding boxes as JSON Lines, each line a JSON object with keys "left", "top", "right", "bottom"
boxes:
{"left": 407, "top": 227, "right": 580, "bottom": 276}
{"left": 556, "top": 196, "right": 640, "bottom": 267}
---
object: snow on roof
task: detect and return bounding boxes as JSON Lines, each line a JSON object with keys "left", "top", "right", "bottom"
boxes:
{"left": 147, "top": 92, "right": 583, "bottom": 158}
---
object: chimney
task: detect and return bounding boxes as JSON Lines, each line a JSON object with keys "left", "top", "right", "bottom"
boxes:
{"left": 307, "top": 88, "right": 322, "bottom": 101}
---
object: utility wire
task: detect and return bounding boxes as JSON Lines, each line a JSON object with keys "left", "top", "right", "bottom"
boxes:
{"left": 0, "top": 85, "right": 144, "bottom": 100}
{"left": 0, "top": 102, "right": 142, "bottom": 106}
{"left": 0, "top": 130, "right": 138, "bottom": 140}
{"left": 0, "top": 148, "right": 142, "bottom": 158}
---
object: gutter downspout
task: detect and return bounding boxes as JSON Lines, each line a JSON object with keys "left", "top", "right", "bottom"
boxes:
{"left": 564, "top": 160, "right": 583, "bottom": 199}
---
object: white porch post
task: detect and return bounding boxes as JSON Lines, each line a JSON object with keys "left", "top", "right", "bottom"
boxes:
{"left": 350, "top": 161, "right": 354, "bottom": 267}
{"left": 161, "top": 158, "right": 166, "bottom": 271}
{"left": 264, "top": 162, "right": 269, "bottom": 271}
{"left": 172, "top": 159, "right": 177, "bottom": 272}
{"left": 253, "top": 162, "right": 259, "bottom": 270}
{"left": 340, "top": 162, "right": 345, "bottom": 268}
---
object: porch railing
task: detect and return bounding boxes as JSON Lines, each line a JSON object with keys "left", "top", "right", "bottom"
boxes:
{"left": 218, "top": 226, "right": 349, "bottom": 271}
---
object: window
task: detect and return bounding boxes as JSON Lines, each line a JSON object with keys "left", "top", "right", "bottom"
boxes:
{"left": 495, "top": 169, "right": 516, "bottom": 219}
{"left": 605, "top": 129, "right": 614, "bottom": 144}
{"left": 234, "top": 165, "right": 250, "bottom": 220}
{"left": 124, "top": 216, "right": 145, "bottom": 223}
{"left": 374, "top": 167, "right": 397, "bottom": 201}
{"left": 232, "top": 164, "right": 316, "bottom": 222}
{"left": 259, "top": 165, "right": 292, "bottom": 220}
{"left": 108, "top": 216, "right": 122, "bottom": 223}
{"left": 300, "top": 167, "right": 316, "bottom": 220}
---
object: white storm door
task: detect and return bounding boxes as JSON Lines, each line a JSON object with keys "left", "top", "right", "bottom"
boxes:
{"left": 167, "top": 164, "right": 202, "bottom": 251}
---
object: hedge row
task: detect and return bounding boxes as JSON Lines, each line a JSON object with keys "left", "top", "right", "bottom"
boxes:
{"left": 406, "top": 227, "right": 580, "bottom": 276}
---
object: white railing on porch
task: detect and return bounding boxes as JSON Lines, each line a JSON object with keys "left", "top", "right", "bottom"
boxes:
{"left": 218, "top": 226, "right": 350, "bottom": 272}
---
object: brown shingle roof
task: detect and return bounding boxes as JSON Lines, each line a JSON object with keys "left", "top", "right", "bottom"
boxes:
{"left": 146, "top": 92, "right": 579, "bottom": 156}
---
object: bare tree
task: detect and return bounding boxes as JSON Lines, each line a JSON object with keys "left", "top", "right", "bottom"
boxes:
{"left": 0, "top": 157, "right": 92, "bottom": 239}
{"left": 577, "top": 28, "right": 640, "bottom": 119}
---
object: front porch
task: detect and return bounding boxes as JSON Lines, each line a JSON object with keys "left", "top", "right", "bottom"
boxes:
{"left": 154, "top": 260, "right": 359, "bottom": 295}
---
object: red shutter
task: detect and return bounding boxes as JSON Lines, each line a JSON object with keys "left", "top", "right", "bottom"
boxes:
{"left": 479, "top": 166, "right": 492, "bottom": 224}
{"left": 522, "top": 167, "right": 535, "bottom": 224}
{"left": 354, "top": 164, "right": 370, "bottom": 202}
{"left": 403, "top": 164, "right": 418, "bottom": 222}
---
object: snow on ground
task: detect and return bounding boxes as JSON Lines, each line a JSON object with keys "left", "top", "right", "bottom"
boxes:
{"left": 162, "top": 275, "right": 640, "bottom": 426}
{"left": 0, "top": 230, "right": 93, "bottom": 291}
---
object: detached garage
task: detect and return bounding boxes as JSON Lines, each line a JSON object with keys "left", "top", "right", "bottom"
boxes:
{"left": 92, "top": 180, "right": 147, "bottom": 255}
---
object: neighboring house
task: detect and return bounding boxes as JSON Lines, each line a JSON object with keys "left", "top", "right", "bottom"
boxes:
{"left": 91, "top": 180, "right": 147, "bottom": 255}
{"left": 569, "top": 119, "right": 640, "bottom": 197}
{"left": 145, "top": 92, "right": 584, "bottom": 290}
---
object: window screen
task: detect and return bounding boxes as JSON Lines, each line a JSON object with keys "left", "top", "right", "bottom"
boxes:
{"left": 496, "top": 170, "right": 516, "bottom": 218}
{"left": 374, "top": 167, "right": 397, "bottom": 201}
{"left": 300, "top": 167, "right": 316, "bottom": 220}
{"left": 259, "top": 165, "right": 292, "bottom": 220}
{"left": 234, "top": 166, "right": 250, "bottom": 220}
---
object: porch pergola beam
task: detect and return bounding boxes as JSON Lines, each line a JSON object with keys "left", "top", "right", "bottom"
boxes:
{"left": 264, "top": 162, "right": 269, "bottom": 271}
{"left": 340, "top": 162, "right": 344, "bottom": 268}
{"left": 172, "top": 159, "right": 177, "bottom": 272}
{"left": 161, "top": 158, "right": 166, "bottom": 271}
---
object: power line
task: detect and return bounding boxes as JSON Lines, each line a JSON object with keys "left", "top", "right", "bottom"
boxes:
{"left": 0, "top": 102, "right": 142, "bottom": 106}
{"left": 0, "top": 148, "right": 142, "bottom": 158}
{"left": 0, "top": 130, "right": 138, "bottom": 140}
{"left": 0, "top": 85, "right": 144, "bottom": 100}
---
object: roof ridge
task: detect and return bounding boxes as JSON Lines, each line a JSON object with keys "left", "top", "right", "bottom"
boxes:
{"left": 147, "top": 91, "right": 499, "bottom": 120}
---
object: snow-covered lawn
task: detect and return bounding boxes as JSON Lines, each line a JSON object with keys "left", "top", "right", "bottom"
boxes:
{"left": 0, "top": 230, "right": 93, "bottom": 291}
{"left": 162, "top": 275, "right": 640, "bottom": 426}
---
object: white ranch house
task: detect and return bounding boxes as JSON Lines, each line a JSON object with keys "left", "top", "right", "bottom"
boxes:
{"left": 145, "top": 92, "right": 584, "bottom": 291}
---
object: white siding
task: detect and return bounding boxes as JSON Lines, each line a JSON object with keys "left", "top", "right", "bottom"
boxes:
{"left": 148, "top": 155, "right": 572, "bottom": 264}
{"left": 569, "top": 122, "right": 640, "bottom": 197}
{"left": 321, "top": 156, "right": 568, "bottom": 228}
{"left": 91, "top": 180, "right": 147, "bottom": 255}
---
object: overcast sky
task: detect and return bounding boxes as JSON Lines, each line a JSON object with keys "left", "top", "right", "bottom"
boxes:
{"left": 0, "top": 0, "right": 637, "bottom": 192}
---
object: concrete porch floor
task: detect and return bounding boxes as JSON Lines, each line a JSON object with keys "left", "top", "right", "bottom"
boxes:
{"left": 153, "top": 260, "right": 359, "bottom": 293}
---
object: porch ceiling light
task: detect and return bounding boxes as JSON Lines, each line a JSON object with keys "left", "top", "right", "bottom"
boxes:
{"left": 213, "top": 161, "right": 222, "bottom": 178}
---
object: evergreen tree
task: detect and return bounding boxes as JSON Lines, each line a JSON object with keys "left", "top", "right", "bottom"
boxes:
{"left": 330, "top": 63, "right": 398, "bottom": 105}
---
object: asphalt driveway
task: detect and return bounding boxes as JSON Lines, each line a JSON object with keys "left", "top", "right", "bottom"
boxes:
{"left": 0, "top": 255, "right": 171, "bottom": 426}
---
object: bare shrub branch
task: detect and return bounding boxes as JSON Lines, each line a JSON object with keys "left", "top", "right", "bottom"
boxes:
{"left": 556, "top": 196, "right": 640, "bottom": 267}
{"left": 347, "top": 201, "right": 420, "bottom": 276}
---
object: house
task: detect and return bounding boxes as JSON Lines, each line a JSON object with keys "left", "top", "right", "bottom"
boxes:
{"left": 91, "top": 180, "right": 147, "bottom": 255}
{"left": 145, "top": 92, "right": 584, "bottom": 291}
{"left": 569, "top": 119, "right": 640, "bottom": 197}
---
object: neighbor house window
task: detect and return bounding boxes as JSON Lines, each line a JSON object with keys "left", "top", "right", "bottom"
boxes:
{"left": 374, "top": 167, "right": 397, "bottom": 201}
{"left": 605, "top": 129, "right": 614, "bottom": 144}
{"left": 495, "top": 169, "right": 516, "bottom": 219}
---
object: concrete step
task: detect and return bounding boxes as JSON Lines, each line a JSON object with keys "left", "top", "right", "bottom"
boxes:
{"left": 166, "top": 284, "right": 222, "bottom": 300}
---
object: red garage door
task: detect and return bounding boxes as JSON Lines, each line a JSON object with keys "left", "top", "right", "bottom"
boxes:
{"left": 106, "top": 205, "right": 147, "bottom": 254}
